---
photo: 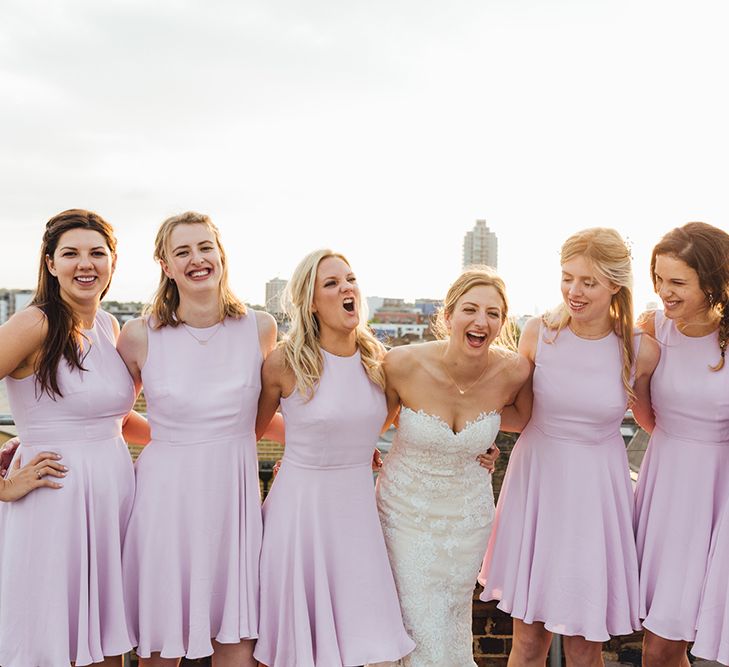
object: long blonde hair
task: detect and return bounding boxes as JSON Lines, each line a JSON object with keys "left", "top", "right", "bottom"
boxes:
{"left": 145, "top": 211, "right": 246, "bottom": 327}
{"left": 432, "top": 266, "right": 517, "bottom": 351}
{"left": 282, "top": 248, "right": 385, "bottom": 397}
{"left": 543, "top": 227, "right": 635, "bottom": 398}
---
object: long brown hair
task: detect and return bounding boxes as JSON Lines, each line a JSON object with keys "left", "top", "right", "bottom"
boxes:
{"left": 651, "top": 222, "right": 729, "bottom": 371}
{"left": 543, "top": 227, "right": 635, "bottom": 398}
{"left": 145, "top": 212, "right": 246, "bottom": 327}
{"left": 30, "top": 209, "right": 117, "bottom": 398}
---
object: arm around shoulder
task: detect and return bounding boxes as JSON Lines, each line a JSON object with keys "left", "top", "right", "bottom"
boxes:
{"left": 117, "top": 318, "right": 147, "bottom": 391}
{"left": 500, "top": 353, "right": 534, "bottom": 433}
{"left": 254, "top": 310, "right": 278, "bottom": 359}
{"left": 382, "top": 346, "right": 410, "bottom": 429}
{"left": 517, "top": 317, "right": 541, "bottom": 364}
{"left": 636, "top": 310, "right": 657, "bottom": 338}
{"left": 256, "top": 346, "right": 287, "bottom": 441}
{"left": 631, "top": 332, "right": 660, "bottom": 433}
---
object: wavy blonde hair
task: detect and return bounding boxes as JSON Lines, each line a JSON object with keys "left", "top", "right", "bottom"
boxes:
{"left": 282, "top": 248, "right": 385, "bottom": 397}
{"left": 543, "top": 227, "right": 635, "bottom": 398}
{"left": 145, "top": 211, "right": 246, "bottom": 327}
{"left": 432, "top": 266, "right": 517, "bottom": 351}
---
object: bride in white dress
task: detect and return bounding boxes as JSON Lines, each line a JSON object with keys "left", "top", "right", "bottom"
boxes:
{"left": 375, "top": 267, "right": 532, "bottom": 667}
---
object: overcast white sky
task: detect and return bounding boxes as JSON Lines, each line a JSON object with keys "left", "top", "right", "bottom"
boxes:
{"left": 2, "top": 0, "right": 728, "bottom": 315}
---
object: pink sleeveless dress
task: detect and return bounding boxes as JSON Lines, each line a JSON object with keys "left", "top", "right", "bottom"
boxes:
{"left": 0, "top": 310, "right": 136, "bottom": 666}
{"left": 635, "top": 310, "right": 729, "bottom": 642}
{"left": 122, "top": 314, "right": 263, "bottom": 659}
{"left": 253, "top": 349, "right": 415, "bottom": 667}
{"left": 479, "top": 325, "right": 641, "bottom": 641}
{"left": 693, "top": 503, "right": 729, "bottom": 663}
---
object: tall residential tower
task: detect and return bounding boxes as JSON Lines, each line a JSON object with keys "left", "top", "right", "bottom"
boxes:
{"left": 265, "top": 277, "right": 288, "bottom": 318}
{"left": 462, "top": 220, "right": 498, "bottom": 269}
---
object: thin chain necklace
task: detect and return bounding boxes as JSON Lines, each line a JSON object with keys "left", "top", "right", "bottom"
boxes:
{"left": 441, "top": 356, "right": 490, "bottom": 395}
{"left": 181, "top": 320, "right": 224, "bottom": 346}
{"left": 568, "top": 323, "right": 613, "bottom": 340}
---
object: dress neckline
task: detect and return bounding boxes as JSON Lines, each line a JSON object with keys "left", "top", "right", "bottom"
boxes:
{"left": 321, "top": 347, "right": 360, "bottom": 360}
{"left": 400, "top": 406, "right": 500, "bottom": 436}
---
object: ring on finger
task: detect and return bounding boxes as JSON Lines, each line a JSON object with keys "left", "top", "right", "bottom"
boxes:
{"left": 36, "top": 470, "right": 42, "bottom": 480}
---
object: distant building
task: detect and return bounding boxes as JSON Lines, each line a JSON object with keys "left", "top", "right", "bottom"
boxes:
{"left": 414, "top": 298, "right": 441, "bottom": 317}
{"left": 370, "top": 323, "right": 429, "bottom": 343}
{"left": 265, "top": 278, "right": 288, "bottom": 318}
{"left": 371, "top": 298, "right": 424, "bottom": 325}
{"left": 0, "top": 289, "right": 34, "bottom": 324}
{"left": 463, "top": 220, "right": 498, "bottom": 269}
{"left": 366, "top": 296, "right": 385, "bottom": 316}
{"left": 102, "top": 301, "right": 144, "bottom": 327}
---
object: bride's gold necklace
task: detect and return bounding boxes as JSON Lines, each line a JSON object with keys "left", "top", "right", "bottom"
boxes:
{"left": 441, "top": 358, "right": 489, "bottom": 395}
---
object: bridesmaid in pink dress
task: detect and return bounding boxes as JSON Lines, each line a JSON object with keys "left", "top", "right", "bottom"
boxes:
{"left": 479, "top": 228, "right": 659, "bottom": 667}
{"left": 118, "top": 212, "right": 279, "bottom": 667}
{"left": 633, "top": 223, "right": 729, "bottom": 667}
{"left": 0, "top": 209, "right": 149, "bottom": 667}
{"left": 254, "top": 249, "right": 414, "bottom": 667}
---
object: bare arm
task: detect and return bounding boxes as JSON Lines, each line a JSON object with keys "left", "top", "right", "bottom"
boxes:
{"left": 122, "top": 411, "right": 151, "bottom": 445}
{"left": 500, "top": 372, "right": 533, "bottom": 433}
{"left": 254, "top": 311, "right": 285, "bottom": 442}
{"left": 500, "top": 317, "right": 538, "bottom": 433}
{"left": 255, "top": 310, "right": 278, "bottom": 359}
{"left": 631, "top": 330, "right": 660, "bottom": 434}
{"left": 112, "top": 316, "right": 151, "bottom": 445}
{"left": 382, "top": 347, "right": 407, "bottom": 432}
{"left": 256, "top": 348, "right": 287, "bottom": 442}
{"left": 0, "top": 307, "right": 47, "bottom": 380}
{"left": 116, "top": 317, "right": 147, "bottom": 393}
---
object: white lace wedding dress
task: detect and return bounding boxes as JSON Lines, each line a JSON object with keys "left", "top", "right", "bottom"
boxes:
{"left": 374, "top": 407, "right": 500, "bottom": 667}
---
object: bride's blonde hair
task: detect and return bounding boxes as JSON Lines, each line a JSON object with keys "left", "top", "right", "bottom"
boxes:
{"left": 281, "top": 248, "right": 386, "bottom": 398}
{"left": 432, "top": 266, "right": 518, "bottom": 351}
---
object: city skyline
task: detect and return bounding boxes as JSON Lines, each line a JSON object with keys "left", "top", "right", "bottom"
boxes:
{"left": 2, "top": 1, "right": 729, "bottom": 315}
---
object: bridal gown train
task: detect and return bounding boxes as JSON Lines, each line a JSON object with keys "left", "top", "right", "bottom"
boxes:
{"left": 375, "top": 407, "right": 500, "bottom": 667}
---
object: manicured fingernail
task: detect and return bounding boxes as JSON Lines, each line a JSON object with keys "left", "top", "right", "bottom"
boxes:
{"left": 61, "top": 466, "right": 68, "bottom": 471}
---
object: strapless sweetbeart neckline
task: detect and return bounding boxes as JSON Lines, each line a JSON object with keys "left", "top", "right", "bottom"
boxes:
{"left": 400, "top": 406, "right": 500, "bottom": 437}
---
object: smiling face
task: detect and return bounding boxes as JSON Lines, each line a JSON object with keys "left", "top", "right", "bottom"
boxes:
{"left": 161, "top": 223, "right": 223, "bottom": 294}
{"left": 311, "top": 255, "right": 360, "bottom": 334}
{"left": 653, "top": 253, "right": 710, "bottom": 322}
{"left": 45, "top": 228, "right": 115, "bottom": 306}
{"left": 561, "top": 254, "right": 618, "bottom": 324}
{"left": 445, "top": 284, "right": 505, "bottom": 353}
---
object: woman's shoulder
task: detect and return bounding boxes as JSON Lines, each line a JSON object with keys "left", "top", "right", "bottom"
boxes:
{"left": 491, "top": 345, "right": 530, "bottom": 381}
{"left": 7, "top": 305, "right": 48, "bottom": 334}
{"left": 261, "top": 344, "right": 289, "bottom": 375}
{"left": 384, "top": 340, "right": 441, "bottom": 371}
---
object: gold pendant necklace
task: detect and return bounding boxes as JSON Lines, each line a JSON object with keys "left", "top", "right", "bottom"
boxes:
{"left": 181, "top": 321, "right": 224, "bottom": 346}
{"left": 441, "top": 358, "right": 490, "bottom": 395}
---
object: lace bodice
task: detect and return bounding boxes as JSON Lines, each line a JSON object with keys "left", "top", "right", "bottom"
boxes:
{"left": 384, "top": 407, "right": 501, "bottom": 487}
